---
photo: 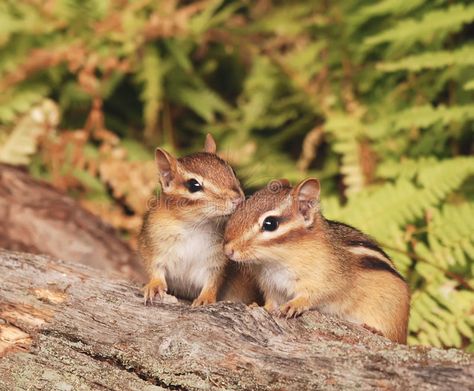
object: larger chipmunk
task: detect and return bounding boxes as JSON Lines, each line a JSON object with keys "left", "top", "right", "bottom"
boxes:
{"left": 224, "top": 179, "right": 410, "bottom": 343}
{"left": 139, "top": 134, "right": 258, "bottom": 306}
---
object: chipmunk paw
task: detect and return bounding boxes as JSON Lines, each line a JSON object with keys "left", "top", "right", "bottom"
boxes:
{"left": 192, "top": 291, "right": 216, "bottom": 307}
{"left": 279, "top": 297, "right": 310, "bottom": 318}
{"left": 143, "top": 278, "right": 167, "bottom": 305}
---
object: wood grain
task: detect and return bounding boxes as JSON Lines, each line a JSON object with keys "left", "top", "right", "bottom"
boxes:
{"left": 0, "top": 250, "right": 472, "bottom": 390}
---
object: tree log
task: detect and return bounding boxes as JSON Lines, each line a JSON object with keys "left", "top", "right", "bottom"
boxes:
{"left": 0, "top": 164, "right": 145, "bottom": 282}
{"left": 0, "top": 250, "right": 472, "bottom": 390}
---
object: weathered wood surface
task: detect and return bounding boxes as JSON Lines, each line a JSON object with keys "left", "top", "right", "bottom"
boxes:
{"left": 0, "top": 164, "right": 145, "bottom": 282}
{"left": 0, "top": 250, "right": 473, "bottom": 391}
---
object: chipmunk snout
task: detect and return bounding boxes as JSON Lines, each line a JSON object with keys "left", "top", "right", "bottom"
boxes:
{"left": 231, "top": 195, "right": 244, "bottom": 206}
{"left": 224, "top": 243, "right": 234, "bottom": 259}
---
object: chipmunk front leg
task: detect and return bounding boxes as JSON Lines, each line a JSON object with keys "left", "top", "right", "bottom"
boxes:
{"left": 192, "top": 267, "right": 224, "bottom": 307}
{"left": 143, "top": 267, "right": 167, "bottom": 305}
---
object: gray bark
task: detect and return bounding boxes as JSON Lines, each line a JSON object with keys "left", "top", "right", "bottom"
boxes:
{"left": 0, "top": 250, "right": 473, "bottom": 390}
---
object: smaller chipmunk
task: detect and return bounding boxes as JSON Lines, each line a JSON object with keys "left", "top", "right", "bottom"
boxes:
{"left": 139, "top": 134, "right": 258, "bottom": 306}
{"left": 223, "top": 179, "right": 410, "bottom": 343}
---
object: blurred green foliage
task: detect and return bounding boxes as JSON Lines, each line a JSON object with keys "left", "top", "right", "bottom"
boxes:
{"left": 0, "top": 0, "right": 473, "bottom": 349}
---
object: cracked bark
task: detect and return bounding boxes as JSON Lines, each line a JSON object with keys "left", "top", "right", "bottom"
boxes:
{"left": 0, "top": 250, "right": 473, "bottom": 390}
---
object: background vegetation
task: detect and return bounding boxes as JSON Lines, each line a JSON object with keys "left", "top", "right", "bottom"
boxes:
{"left": 0, "top": 0, "right": 473, "bottom": 350}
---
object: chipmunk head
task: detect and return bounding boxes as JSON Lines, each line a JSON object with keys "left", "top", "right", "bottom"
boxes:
{"left": 155, "top": 134, "right": 244, "bottom": 220}
{"left": 224, "top": 178, "right": 321, "bottom": 263}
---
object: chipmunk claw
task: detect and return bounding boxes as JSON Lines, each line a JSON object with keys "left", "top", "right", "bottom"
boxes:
{"left": 142, "top": 279, "right": 167, "bottom": 306}
{"left": 192, "top": 293, "right": 216, "bottom": 307}
{"left": 279, "top": 297, "right": 310, "bottom": 318}
{"left": 279, "top": 303, "right": 301, "bottom": 318}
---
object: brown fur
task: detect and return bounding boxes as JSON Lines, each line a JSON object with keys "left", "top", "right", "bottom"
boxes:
{"left": 179, "top": 153, "right": 240, "bottom": 193}
{"left": 225, "top": 184, "right": 292, "bottom": 238}
{"left": 218, "top": 262, "right": 262, "bottom": 304}
{"left": 224, "top": 179, "right": 410, "bottom": 344}
{"left": 139, "top": 135, "right": 259, "bottom": 306}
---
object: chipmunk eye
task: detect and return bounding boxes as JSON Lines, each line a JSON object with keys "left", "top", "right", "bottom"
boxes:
{"left": 185, "top": 178, "right": 203, "bottom": 193}
{"left": 262, "top": 216, "right": 279, "bottom": 232}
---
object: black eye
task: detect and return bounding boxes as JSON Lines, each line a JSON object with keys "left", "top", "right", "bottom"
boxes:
{"left": 185, "top": 178, "right": 202, "bottom": 193}
{"left": 262, "top": 216, "right": 279, "bottom": 232}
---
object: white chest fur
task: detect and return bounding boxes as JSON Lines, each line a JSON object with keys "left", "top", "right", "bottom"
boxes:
{"left": 160, "top": 222, "right": 225, "bottom": 299}
{"left": 257, "top": 263, "right": 296, "bottom": 305}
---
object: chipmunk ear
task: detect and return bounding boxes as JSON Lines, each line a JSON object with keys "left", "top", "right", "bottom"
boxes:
{"left": 292, "top": 178, "right": 320, "bottom": 223}
{"left": 203, "top": 133, "right": 217, "bottom": 153}
{"left": 155, "top": 148, "right": 177, "bottom": 188}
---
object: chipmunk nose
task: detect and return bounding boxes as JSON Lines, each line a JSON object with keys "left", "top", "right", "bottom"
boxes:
{"left": 224, "top": 244, "right": 234, "bottom": 259}
{"left": 232, "top": 195, "right": 244, "bottom": 206}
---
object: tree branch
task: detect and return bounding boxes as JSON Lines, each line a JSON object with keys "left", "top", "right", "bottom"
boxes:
{"left": 0, "top": 250, "right": 472, "bottom": 390}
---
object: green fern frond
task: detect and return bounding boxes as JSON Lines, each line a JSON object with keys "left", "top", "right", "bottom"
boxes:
{"left": 175, "top": 85, "right": 231, "bottom": 123}
{"left": 364, "top": 4, "right": 474, "bottom": 48}
{"left": 334, "top": 158, "right": 474, "bottom": 237}
{"left": 367, "top": 104, "right": 474, "bottom": 138}
{"left": 409, "top": 287, "right": 474, "bottom": 348}
{"left": 416, "top": 157, "right": 474, "bottom": 188}
{"left": 239, "top": 150, "right": 308, "bottom": 188}
{"left": 339, "top": 179, "right": 424, "bottom": 236}
{"left": 348, "top": 0, "right": 426, "bottom": 34}
{"left": 189, "top": 0, "right": 240, "bottom": 35}
{"left": 0, "top": 85, "right": 49, "bottom": 124}
{"left": 378, "top": 45, "right": 474, "bottom": 72}
{"left": 383, "top": 227, "right": 413, "bottom": 276}
{"left": 353, "top": 0, "right": 426, "bottom": 20}
{"left": 135, "top": 45, "right": 165, "bottom": 140}
{"left": 325, "top": 115, "right": 367, "bottom": 196}
{"left": 285, "top": 41, "right": 326, "bottom": 85}
{"left": 238, "top": 56, "right": 281, "bottom": 132}
{"left": 335, "top": 138, "right": 366, "bottom": 196}
{"left": 377, "top": 157, "right": 437, "bottom": 180}
{"left": 0, "top": 3, "right": 44, "bottom": 44}
{"left": 427, "top": 203, "right": 474, "bottom": 268}
{"left": 256, "top": 3, "right": 320, "bottom": 36}
{"left": 0, "top": 99, "right": 59, "bottom": 165}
